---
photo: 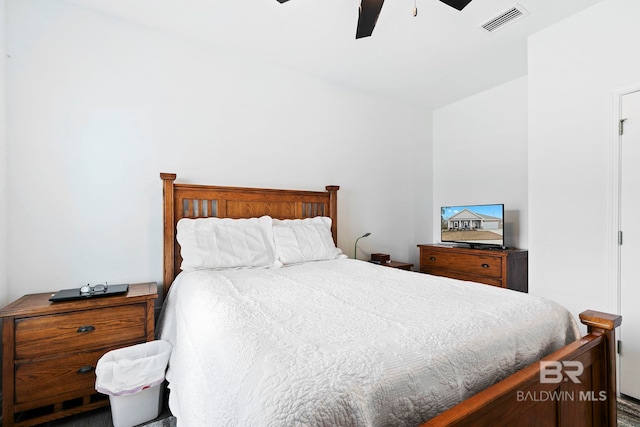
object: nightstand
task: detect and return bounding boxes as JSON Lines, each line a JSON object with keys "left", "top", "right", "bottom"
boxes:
{"left": 0, "top": 282, "right": 157, "bottom": 427}
{"left": 380, "top": 261, "right": 414, "bottom": 271}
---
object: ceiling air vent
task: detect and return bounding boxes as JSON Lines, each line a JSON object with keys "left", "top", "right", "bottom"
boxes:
{"left": 481, "top": 4, "right": 528, "bottom": 33}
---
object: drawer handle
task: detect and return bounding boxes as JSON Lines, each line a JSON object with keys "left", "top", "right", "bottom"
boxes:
{"left": 77, "top": 325, "right": 96, "bottom": 333}
{"left": 430, "top": 257, "right": 437, "bottom": 261}
{"left": 481, "top": 263, "right": 490, "bottom": 268}
{"left": 77, "top": 365, "right": 95, "bottom": 375}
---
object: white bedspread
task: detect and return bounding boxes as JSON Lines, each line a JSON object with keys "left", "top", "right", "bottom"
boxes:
{"left": 157, "top": 259, "right": 579, "bottom": 427}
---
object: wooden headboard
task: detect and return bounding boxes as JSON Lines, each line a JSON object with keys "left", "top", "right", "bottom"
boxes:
{"left": 160, "top": 173, "right": 339, "bottom": 296}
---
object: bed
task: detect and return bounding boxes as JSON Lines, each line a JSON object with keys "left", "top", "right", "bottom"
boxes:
{"left": 158, "top": 173, "right": 621, "bottom": 427}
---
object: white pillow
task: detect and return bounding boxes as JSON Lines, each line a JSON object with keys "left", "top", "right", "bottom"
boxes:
{"left": 272, "top": 217, "right": 344, "bottom": 265}
{"left": 177, "top": 215, "right": 280, "bottom": 271}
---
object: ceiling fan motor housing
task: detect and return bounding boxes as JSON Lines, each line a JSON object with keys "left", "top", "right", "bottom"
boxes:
{"left": 439, "top": 0, "right": 473, "bottom": 11}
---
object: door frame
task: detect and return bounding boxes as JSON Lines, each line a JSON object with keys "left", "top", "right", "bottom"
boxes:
{"left": 609, "top": 82, "right": 640, "bottom": 396}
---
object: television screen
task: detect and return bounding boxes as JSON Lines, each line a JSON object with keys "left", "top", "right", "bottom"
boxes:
{"left": 441, "top": 204, "right": 504, "bottom": 248}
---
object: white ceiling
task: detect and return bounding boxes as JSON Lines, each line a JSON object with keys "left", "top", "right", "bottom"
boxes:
{"left": 65, "top": 0, "right": 602, "bottom": 109}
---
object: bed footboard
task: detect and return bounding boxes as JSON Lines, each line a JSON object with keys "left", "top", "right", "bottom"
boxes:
{"left": 422, "top": 310, "right": 621, "bottom": 427}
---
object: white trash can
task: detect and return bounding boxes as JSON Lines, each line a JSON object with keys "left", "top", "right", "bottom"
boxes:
{"left": 95, "top": 340, "right": 172, "bottom": 427}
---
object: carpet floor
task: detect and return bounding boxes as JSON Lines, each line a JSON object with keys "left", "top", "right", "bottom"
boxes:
{"left": 618, "top": 394, "right": 640, "bottom": 427}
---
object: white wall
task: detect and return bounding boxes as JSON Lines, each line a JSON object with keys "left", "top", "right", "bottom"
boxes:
{"left": 0, "top": 0, "right": 8, "bottom": 305}
{"left": 4, "top": 0, "right": 432, "bottom": 303}
{"left": 528, "top": 0, "right": 640, "bottom": 320}
{"left": 433, "top": 76, "right": 528, "bottom": 249}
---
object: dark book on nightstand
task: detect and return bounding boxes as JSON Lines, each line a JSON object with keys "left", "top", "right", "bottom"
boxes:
{"left": 49, "top": 284, "right": 129, "bottom": 302}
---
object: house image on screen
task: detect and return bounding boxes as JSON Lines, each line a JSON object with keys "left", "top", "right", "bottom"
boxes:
{"left": 447, "top": 209, "right": 502, "bottom": 230}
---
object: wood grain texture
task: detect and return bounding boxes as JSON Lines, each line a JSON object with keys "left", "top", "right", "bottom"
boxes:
{"left": 0, "top": 283, "right": 157, "bottom": 427}
{"left": 418, "top": 244, "right": 528, "bottom": 292}
{"left": 160, "top": 173, "right": 339, "bottom": 296}
{"left": 422, "top": 311, "right": 621, "bottom": 426}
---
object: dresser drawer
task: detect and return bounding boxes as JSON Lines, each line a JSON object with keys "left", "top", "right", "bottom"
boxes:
{"left": 427, "top": 268, "right": 503, "bottom": 287}
{"left": 418, "top": 245, "right": 528, "bottom": 293}
{"left": 14, "top": 348, "right": 109, "bottom": 406}
{"left": 420, "top": 250, "right": 503, "bottom": 278}
{"left": 15, "top": 304, "right": 147, "bottom": 360}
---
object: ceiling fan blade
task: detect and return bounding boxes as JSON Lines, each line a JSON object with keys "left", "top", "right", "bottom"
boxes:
{"left": 276, "top": 0, "right": 288, "bottom": 3}
{"left": 356, "top": 0, "right": 385, "bottom": 39}
{"left": 439, "top": 0, "right": 472, "bottom": 11}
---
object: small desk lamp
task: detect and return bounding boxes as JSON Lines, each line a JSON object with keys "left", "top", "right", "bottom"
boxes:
{"left": 354, "top": 232, "right": 371, "bottom": 259}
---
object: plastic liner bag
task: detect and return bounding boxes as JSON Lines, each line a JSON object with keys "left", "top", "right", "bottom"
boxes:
{"left": 95, "top": 340, "right": 172, "bottom": 396}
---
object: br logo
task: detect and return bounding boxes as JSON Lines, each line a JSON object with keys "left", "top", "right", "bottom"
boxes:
{"left": 540, "top": 361, "right": 584, "bottom": 384}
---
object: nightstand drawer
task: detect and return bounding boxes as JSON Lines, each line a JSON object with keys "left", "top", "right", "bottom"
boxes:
{"left": 15, "top": 304, "right": 147, "bottom": 360}
{"left": 15, "top": 348, "right": 107, "bottom": 406}
{"left": 421, "top": 250, "right": 502, "bottom": 278}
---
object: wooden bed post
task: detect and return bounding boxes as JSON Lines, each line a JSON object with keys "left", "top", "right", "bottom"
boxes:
{"left": 579, "top": 310, "right": 622, "bottom": 427}
{"left": 160, "top": 174, "right": 340, "bottom": 296}
{"left": 326, "top": 185, "right": 339, "bottom": 246}
{"left": 160, "top": 173, "right": 177, "bottom": 296}
{"left": 422, "top": 310, "right": 622, "bottom": 427}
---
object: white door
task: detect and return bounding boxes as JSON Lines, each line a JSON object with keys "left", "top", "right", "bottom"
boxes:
{"left": 620, "top": 89, "right": 640, "bottom": 400}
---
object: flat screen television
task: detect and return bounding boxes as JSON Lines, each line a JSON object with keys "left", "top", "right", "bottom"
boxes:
{"left": 440, "top": 204, "right": 505, "bottom": 249}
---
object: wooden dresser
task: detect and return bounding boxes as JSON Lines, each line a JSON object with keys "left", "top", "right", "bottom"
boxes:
{"left": 417, "top": 244, "right": 528, "bottom": 292}
{"left": 0, "top": 282, "right": 157, "bottom": 427}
